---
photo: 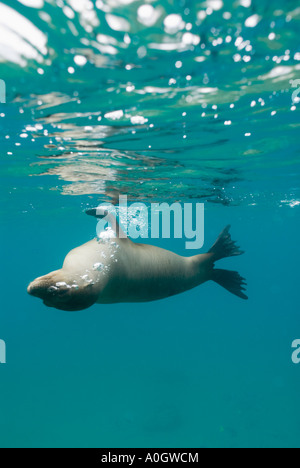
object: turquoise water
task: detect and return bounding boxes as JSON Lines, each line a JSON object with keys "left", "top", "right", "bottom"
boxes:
{"left": 0, "top": 0, "right": 300, "bottom": 448}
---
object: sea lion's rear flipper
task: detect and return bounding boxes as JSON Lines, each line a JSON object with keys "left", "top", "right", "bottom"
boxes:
{"left": 212, "top": 269, "right": 248, "bottom": 300}
{"left": 208, "top": 225, "right": 244, "bottom": 261}
{"left": 209, "top": 226, "right": 247, "bottom": 300}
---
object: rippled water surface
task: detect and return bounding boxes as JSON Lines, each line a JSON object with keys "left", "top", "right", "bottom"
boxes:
{"left": 1, "top": 0, "right": 300, "bottom": 207}
{"left": 0, "top": 0, "right": 300, "bottom": 448}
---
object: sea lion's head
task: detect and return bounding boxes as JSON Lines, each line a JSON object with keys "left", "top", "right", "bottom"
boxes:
{"left": 27, "top": 270, "right": 98, "bottom": 311}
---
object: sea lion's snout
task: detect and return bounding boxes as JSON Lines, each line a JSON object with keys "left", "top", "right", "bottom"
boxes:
{"left": 27, "top": 272, "right": 98, "bottom": 311}
{"left": 27, "top": 281, "right": 38, "bottom": 297}
{"left": 27, "top": 272, "right": 61, "bottom": 301}
{"left": 27, "top": 282, "right": 33, "bottom": 295}
{"left": 28, "top": 275, "right": 66, "bottom": 306}
{"left": 27, "top": 279, "right": 46, "bottom": 299}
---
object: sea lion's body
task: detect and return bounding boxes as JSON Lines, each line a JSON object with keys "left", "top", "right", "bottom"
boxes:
{"left": 28, "top": 217, "right": 247, "bottom": 311}
{"left": 64, "top": 237, "right": 212, "bottom": 304}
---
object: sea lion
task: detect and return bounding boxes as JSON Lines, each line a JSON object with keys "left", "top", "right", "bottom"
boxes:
{"left": 27, "top": 211, "right": 247, "bottom": 311}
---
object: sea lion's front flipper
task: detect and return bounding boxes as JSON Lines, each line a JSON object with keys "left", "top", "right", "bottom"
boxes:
{"left": 86, "top": 207, "right": 128, "bottom": 240}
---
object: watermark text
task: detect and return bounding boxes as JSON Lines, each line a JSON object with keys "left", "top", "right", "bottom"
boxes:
{"left": 0, "top": 339, "right": 6, "bottom": 364}
{"left": 292, "top": 339, "right": 300, "bottom": 365}
{"left": 95, "top": 197, "right": 204, "bottom": 250}
{"left": 291, "top": 79, "right": 300, "bottom": 105}
{"left": 0, "top": 79, "right": 6, "bottom": 104}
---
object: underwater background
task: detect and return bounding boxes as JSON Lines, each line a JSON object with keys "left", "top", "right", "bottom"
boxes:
{"left": 0, "top": 0, "right": 300, "bottom": 448}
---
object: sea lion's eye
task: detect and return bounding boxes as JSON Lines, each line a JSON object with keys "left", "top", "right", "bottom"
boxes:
{"left": 58, "top": 287, "right": 70, "bottom": 296}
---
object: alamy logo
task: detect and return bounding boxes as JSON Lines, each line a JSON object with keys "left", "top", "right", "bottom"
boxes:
{"left": 93, "top": 196, "right": 205, "bottom": 250}
{"left": 291, "top": 79, "right": 300, "bottom": 104}
{"left": 0, "top": 79, "right": 6, "bottom": 103}
{"left": 291, "top": 339, "right": 300, "bottom": 365}
{"left": 0, "top": 339, "right": 6, "bottom": 364}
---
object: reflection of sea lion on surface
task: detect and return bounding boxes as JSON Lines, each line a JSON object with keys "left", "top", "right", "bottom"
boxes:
{"left": 27, "top": 210, "right": 247, "bottom": 311}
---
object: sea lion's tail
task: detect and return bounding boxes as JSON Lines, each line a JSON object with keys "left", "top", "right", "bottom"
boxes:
{"left": 208, "top": 225, "right": 244, "bottom": 261}
{"left": 212, "top": 269, "right": 248, "bottom": 300}
{"left": 209, "top": 226, "right": 248, "bottom": 300}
